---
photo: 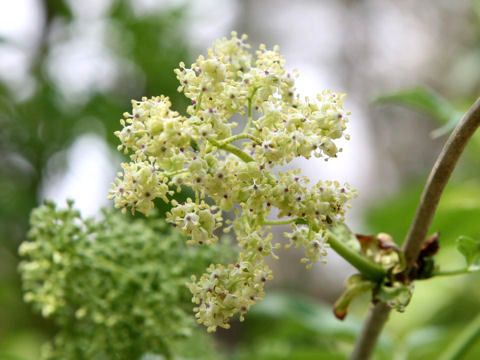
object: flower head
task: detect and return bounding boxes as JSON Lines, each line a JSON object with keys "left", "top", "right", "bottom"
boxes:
{"left": 109, "top": 31, "right": 357, "bottom": 331}
{"left": 20, "top": 201, "right": 232, "bottom": 359}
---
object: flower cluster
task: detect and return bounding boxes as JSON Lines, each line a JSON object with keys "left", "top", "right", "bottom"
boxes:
{"left": 285, "top": 225, "right": 329, "bottom": 268}
{"left": 109, "top": 32, "right": 357, "bottom": 331}
{"left": 166, "top": 198, "right": 223, "bottom": 245}
{"left": 19, "top": 200, "right": 232, "bottom": 359}
{"left": 187, "top": 261, "right": 273, "bottom": 332}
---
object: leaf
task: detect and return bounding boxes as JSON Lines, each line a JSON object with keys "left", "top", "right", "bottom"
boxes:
{"left": 328, "top": 223, "right": 362, "bottom": 254}
{"left": 376, "top": 283, "right": 414, "bottom": 313}
{"left": 375, "top": 87, "right": 463, "bottom": 138}
{"left": 456, "top": 236, "right": 480, "bottom": 267}
{"left": 333, "top": 274, "right": 373, "bottom": 320}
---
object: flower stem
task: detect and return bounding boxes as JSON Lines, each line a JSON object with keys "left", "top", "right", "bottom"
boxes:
{"left": 164, "top": 168, "right": 189, "bottom": 177}
{"left": 242, "top": 89, "right": 258, "bottom": 134}
{"left": 261, "top": 218, "right": 299, "bottom": 226}
{"left": 327, "top": 233, "right": 386, "bottom": 282}
{"left": 208, "top": 138, "right": 255, "bottom": 162}
{"left": 261, "top": 218, "right": 385, "bottom": 281}
{"left": 242, "top": 97, "right": 253, "bottom": 133}
{"left": 220, "top": 133, "right": 261, "bottom": 145}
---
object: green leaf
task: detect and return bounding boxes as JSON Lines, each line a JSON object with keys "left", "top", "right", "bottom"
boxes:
{"left": 333, "top": 274, "right": 373, "bottom": 320}
{"left": 375, "top": 87, "right": 463, "bottom": 138}
{"left": 456, "top": 236, "right": 480, "bottom": 267}
{"left": 328, "top": 223, "right": 362, "bottom": 254}
{"left": 376, "top": 283, "right": 414, "bottom": 312}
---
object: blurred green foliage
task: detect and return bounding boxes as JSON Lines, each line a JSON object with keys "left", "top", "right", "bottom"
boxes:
{"left": 0, "top": 0, "right": 191, "bottom": 358}
{"left": 375, "top": 87, "right": 463, "bottom": 138}
{"left": 18, "top": 201, "right": 229, "bottom": 360}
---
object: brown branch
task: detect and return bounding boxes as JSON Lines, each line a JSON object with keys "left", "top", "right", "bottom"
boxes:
{"left": 351, "top": 97, "right": 480, "bottom": 360}
{"left": 402, "top": 96, "right": 480, "bottom": 270}
{"left": 350, "top": 302, "right": 390, "bottom": 360}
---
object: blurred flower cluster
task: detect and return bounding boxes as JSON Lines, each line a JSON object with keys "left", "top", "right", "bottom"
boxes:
{"left": 19, "top": 200, "right": 230, "bottom": 360}
{"left": 109, "top": 32, "right": 356, "bottom": 331}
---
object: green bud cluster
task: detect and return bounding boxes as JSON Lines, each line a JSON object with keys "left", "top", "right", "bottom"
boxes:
{"left": 19, "top": 200, "right": 229, "bottom": 359}
{"left": 109, "top": 32, "right": 357, "bottom": 331}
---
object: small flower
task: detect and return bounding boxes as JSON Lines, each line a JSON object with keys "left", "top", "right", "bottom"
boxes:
{"left": 183, "top": 211, "right": 200, "bottom": 230}
{"left": 167, "top": 199, "right": 223, "bottom": 245}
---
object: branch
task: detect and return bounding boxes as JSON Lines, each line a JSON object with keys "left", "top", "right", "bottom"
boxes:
{"left": 430, "top": 266, "right": 480, "bottom": 278}
{"left": 350, "top": 302, "right": 391, "bottom": 360}
{"left": 403, "top": 97, "right": 480, "bottom": 270}
{"left": 351, "top": 97, "right": 480, "bottom": 360}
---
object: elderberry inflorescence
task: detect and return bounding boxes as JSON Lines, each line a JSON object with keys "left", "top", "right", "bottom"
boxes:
{"left": 109, "top": 32, "right": 357, "bottom": 332}
{"left": 20, "top": 201, "right": 229, "bottom": 359}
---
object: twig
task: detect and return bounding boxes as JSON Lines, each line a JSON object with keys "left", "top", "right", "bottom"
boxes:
{"left": 351, "top": 97, "right": 480, "bottom": 360}
{"left": 402, "top": 97, "right": 480, "bottom": 269}
{"left": 350, "top": 302, "right": 391, "bottom": 360}
{"left": 430, "top": 266, "right": 480, "bottom": 278}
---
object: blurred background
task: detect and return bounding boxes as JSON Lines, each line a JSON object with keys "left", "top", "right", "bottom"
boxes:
{"left": 0, "top": 0, "right": 479, "bottom": 359}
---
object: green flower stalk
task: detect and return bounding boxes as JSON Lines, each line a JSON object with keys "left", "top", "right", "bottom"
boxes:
{"left": 109, "top": 32, "right": 357, "bottom": 332}
{"left": 19, "top": 200, "right": 229, "bottom": 360}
